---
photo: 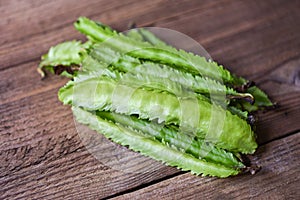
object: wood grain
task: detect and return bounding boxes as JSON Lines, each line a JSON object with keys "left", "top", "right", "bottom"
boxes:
{"left": 0, "top": 0, "right": 212, "bottom": 70}
{"left": 113, "top": 133, "right": 300, "bottom": 200}
{"left": 0, "top": 89, "right": 179, "bottom": 199}
{"left": 1, "top": 0, "right": 299, "bottom": 199}
{"left": 0, "top": 0, "right": 139, "bottom": 46}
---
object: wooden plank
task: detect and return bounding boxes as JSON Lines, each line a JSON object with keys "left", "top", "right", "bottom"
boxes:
{"left": 0, "top": 56, "right": 299, "bottom": 199}
{"left": 0, "top": 0, "right": 146, "bottom": 70}
{"left": 0, "top": 0, "right": 213, "bottom": 70}
{"left": 112, "top": 132, "right": 300, "bottom": 200}
{"left": 255, "top": 60, "right": 300, "bottom": 144}
{"left": 1, "top": 0, "right": 299, "bottom": 199}
{"left": 154, "top": 0, "right": 287, "bottom": 41}
{"left": 1, "top": 0, "right": 298, "bottom": 79}
{"left": 0, "top": 61, "right": 68, "bottom": 105}
{"left": 0, "top": 89, "right": 179, "bottom": 199}
{"left": 0, "top": 0, "right": 51, "bottom": 15}
{"left": 0, "top": 0, "right": 142, "bottom": 46}
{"left": 1, "top": 0, "right": 218, "bottom": 46}
{"left": 0, "top": 52, "right": 298, "bottom": 199}
{"left": 154, "top": 0, "right": 300, "bottom": 78}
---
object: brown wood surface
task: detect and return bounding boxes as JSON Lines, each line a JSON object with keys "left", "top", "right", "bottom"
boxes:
{"left": 0, "top": 0, "right": 299, "bottom": 199}
{"left": 114, "top": 132, "right": 300, "bottom": 200}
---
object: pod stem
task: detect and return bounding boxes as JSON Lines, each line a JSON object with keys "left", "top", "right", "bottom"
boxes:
{"left": 227, "top": 93, "right": 255, "bottom": 104}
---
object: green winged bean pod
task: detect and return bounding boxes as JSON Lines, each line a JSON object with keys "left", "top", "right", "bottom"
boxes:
{"left": 36, "top": 17, "right": 275, "bottom": 178}
{"left": 74, "top": 17, "right": 245, "bottom": 85}
{"left": 59, "top": 76, "right": 257, "bottom": 153}
{"left": 97, "top": 111, "right": 244, "bottom": 169}
{"left": 72, "top": 107, "right": 241, "bottom": 177}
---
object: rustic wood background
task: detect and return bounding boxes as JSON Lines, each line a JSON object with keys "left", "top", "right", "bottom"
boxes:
{"left": 1, "top": 0, "right": 299, "bottom": 199}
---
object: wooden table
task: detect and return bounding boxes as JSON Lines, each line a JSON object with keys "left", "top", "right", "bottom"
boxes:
{"left": 1, "top": 0, "right": 299, "bottom": 199}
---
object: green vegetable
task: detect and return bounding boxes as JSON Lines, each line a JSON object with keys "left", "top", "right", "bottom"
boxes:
{"left": 126, "top": 29, "right": 145, "bottom": 42}
{"left": 131, "top": 28, "right": 169, "bottom": 47}
{"left": 59, "top": 75, "right": 257, "bottom": 153}
{"left": 97, "top": 111, "right": 244, "bottom": 168}
{"left": 37, "top": 17, "right": 273, "bottom": 177}
{"left": 73, "top": 106, "right": 240, "bottom": 177}
{"left": 90, "top": 47, "right": 253, "bottom": 102}
{"left": 239, "top": 86, "right": 273, "bottom": 112}
{"left": 38, "top": 40, "right": 91, "bottom": 77}
{"left": 77, "top": 56, "right": 250, "bottom": 120}
{"left": 74, "top": 17, "right": 245, "bottom": 85}
{"left": 127, "top": 28, "right": 272, "bottom": 110}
